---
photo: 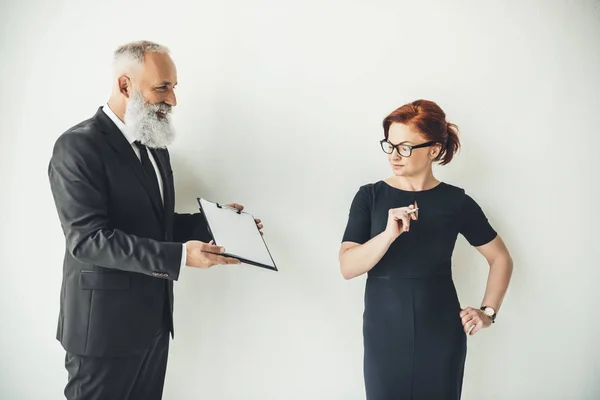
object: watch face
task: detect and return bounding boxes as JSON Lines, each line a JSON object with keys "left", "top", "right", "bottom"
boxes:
{"left": 484, "top": 307, "right": 495, "bottom": 316}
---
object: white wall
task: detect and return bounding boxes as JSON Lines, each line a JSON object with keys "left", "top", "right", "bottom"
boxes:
{"left": 1, "top": 0, "right": 599, "bottom": 399}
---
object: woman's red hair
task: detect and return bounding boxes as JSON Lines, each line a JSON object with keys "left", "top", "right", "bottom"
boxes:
{"left": 383, "top": 99, "right": 460, "bottom": 165}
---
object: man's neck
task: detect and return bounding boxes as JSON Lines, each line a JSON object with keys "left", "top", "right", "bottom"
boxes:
{"left": 106, "top": 98, "right": 126, "bottom": 123}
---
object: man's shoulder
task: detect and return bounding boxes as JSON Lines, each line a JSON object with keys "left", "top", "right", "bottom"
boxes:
{"left": 53, "top": 113, "right": 104, "bottom": 151}
{"left": 50, "top": 114, "right": 109, "bottom": 168}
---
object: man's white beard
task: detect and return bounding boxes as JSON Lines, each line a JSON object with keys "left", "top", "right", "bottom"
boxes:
{"left": 124, "top": 90, "right": 175, "bottom": 148}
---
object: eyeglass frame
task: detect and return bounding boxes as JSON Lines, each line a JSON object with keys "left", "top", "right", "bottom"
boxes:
{"left": 379, "top": 139, "right": 438, "bottom": 157}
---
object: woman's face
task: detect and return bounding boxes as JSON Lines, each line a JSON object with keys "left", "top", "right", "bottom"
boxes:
{"left": 385, "top": 123, "right": 440, "bottom": 177}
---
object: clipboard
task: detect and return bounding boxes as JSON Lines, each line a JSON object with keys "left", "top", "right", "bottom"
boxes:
{"left": 197, "top": 198, "right": 277, "bottom": 271}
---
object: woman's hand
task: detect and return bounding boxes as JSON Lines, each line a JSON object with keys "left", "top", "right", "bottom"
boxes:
{"left": 384, "top": 202, "right": 418, "bottom": 240}
{"left": 227, "top": 203, "right": 264, "bottom": 235}
{"left": 460, "top": 307, "right": 493, "bottom": 335}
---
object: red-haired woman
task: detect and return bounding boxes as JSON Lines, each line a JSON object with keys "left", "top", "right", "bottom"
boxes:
{"left": 339, "top": 100, "right": 513, "bottom": 399}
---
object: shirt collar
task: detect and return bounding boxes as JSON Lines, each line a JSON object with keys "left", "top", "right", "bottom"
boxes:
{"left": 102, "top": 103, "right": 136, "bottom": 144}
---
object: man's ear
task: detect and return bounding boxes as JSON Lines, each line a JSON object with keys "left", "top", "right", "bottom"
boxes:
{"left": 118, "top": 75, "right": 131, "bottom": 98}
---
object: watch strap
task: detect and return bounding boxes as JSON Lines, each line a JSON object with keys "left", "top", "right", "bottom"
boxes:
{"left": 480, "top": 306, "right": 497, "bottom": 323}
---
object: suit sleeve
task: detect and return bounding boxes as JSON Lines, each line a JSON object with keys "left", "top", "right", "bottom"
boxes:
{"left": 173, "top": 213, "right": 212, "bottom": 243}
{"left": 48, "top": 132, "right": 183, "bottom": 280}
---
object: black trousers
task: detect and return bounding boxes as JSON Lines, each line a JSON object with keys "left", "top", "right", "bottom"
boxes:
{"left": 64, "top": 330, "right": 169, "bottom": 400}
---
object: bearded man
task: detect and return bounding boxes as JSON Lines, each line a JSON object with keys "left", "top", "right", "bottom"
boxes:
{"left": 48, "top": 41, "right": 258, "bottom": 400}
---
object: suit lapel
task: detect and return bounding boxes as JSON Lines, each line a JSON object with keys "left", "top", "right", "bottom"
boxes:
{"left": 94, "top": 107, "right": 164, "bottom": 222}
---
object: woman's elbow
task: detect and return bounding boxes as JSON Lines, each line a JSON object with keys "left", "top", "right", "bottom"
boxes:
{"left": 340, "top": 266, "right": 354, "bottom": 280}
{"left": 339, "top": 257, "right": 355, "bottom": 280}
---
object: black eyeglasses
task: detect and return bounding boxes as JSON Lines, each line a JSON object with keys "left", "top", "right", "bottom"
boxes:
{"left": 380, "top": 139, "right": 437, "bottom": 157}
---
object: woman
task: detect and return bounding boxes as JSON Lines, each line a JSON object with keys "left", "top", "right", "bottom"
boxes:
{"left": 339, "top": 99, "right": 513, "bottom": 399}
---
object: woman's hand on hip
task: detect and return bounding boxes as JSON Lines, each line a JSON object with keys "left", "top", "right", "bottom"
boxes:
{"left": 460, "top": 307, "right": 492, "bottom": 335}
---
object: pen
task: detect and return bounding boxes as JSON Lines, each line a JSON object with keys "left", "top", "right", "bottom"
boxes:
{"left": 406, "top": 208, "right": 419, "bottom": 214}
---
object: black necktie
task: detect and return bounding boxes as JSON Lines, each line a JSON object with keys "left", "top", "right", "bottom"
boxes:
{"left": 133, "top": 141, "right": 161, "bottom": 200}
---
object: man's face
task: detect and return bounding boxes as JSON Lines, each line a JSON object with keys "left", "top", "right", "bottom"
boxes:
{"left": 123, "top": 52, "right": 178, "bottom": 148}
{"left": 136, "top": 52, "right": 178, "bottom": 113}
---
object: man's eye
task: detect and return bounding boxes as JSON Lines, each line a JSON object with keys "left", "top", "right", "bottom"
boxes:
{"left": 156, "top": 86, "right": 167, "bottom": 91}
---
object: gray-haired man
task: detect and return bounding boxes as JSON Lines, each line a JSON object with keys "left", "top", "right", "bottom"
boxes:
{"left": 48, "top": 40, "right": 261, "bottom": 399}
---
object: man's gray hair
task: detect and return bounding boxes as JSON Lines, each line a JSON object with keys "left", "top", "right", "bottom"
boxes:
{"left": 113, "top": 40, "right": 170, "bottom": 76}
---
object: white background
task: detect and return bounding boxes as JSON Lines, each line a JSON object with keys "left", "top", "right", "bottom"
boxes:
{"left": 1, "top": 0, "right": 599, "bottom": 399}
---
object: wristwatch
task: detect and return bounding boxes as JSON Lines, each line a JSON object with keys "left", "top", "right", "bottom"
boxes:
{"left": 480, "top": 306, "right": 497, "bottom": 323}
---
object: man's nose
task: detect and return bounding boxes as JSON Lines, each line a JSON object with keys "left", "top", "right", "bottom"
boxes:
{"left": 165, "top": 90, "right": 177, "bottom": 107}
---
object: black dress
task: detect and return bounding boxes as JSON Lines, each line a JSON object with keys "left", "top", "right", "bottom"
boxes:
{"left": 342, "top": 181, "right": 497, "bottom": 400}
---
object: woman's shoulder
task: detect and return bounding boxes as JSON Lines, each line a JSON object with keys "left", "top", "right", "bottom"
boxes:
{"left": 348, "top": 181, "right": 388, "bottom": 206}
{"left": 438, "top": 182, "right": 489, "bottom": 214}
{"left": 356, "top": 180, "right": 391, "bottom": 197}
{"left": 441, "top": 181, "right": 488, "bottom": 200}
{"left": 352, "top": 181, "right": 377, "bottom": 199}
{"left": 438, "top": 181, "right": 466, "bottom": 196}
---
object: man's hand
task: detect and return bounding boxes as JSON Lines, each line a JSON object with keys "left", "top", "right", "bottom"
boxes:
{"left": 227, "top": 203, "right": 264, "bottom": 236}
{"left": 185, "top": 240, "right": 240, "bottom": 268}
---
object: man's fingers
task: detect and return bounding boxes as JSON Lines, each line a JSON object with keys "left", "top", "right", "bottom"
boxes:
{"left": 255, "top": 218, "right": 261, "bottom": 224}
{"left": 203, "top": 253, "right": 240, "bottom": 265}
{"left": 257, "top": 223, "right": 264, "bottom": 230}
{"left": 201, "top": 243, "right": 225, "bottom": 254}
{"left": 218, "top": 256, "right": 241, "bottom": 265}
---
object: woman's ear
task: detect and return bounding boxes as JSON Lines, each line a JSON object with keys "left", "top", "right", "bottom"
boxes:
{"left": 430, "top": 144, "right": 441, "bottom": 159}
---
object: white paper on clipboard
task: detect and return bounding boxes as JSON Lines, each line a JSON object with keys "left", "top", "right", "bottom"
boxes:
{"left": 197, "top": 198, "right": 277, "bottom": 271}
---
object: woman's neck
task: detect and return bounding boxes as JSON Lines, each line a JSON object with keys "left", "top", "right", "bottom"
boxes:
{"left": 385, "top": 172, "right": 440, "bottom": 192}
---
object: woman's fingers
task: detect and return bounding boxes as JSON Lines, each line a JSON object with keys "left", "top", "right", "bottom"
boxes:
{"left": 393, "top": 210, "right": 411, "bottom": 232}
{"left": 464, "top": 318, "right": 477, "bottom": 334}
{"left": 470, "top": 319, "right": 484, "bottom": 335}
{"left": 407, "top": 204, "right": 418, "bottom": 220}
{"left": 461, "top": 314, "right": 473, "bottom": 324}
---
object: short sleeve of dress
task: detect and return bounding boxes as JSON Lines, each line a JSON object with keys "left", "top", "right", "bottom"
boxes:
{"left": 342, "top": 185, "right": 372, "bottom": 244}
{"left": 459, "top": 193, "right": 498, "bottom": 247}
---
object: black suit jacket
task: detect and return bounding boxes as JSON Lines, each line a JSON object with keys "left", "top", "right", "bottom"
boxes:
{"left": 48, "top": 107, "right": 209, "bottom": 357}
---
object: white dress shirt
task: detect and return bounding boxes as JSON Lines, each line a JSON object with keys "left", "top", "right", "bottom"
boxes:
{"left": 102, "top": 104, "right": 187, "bottom": 272}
